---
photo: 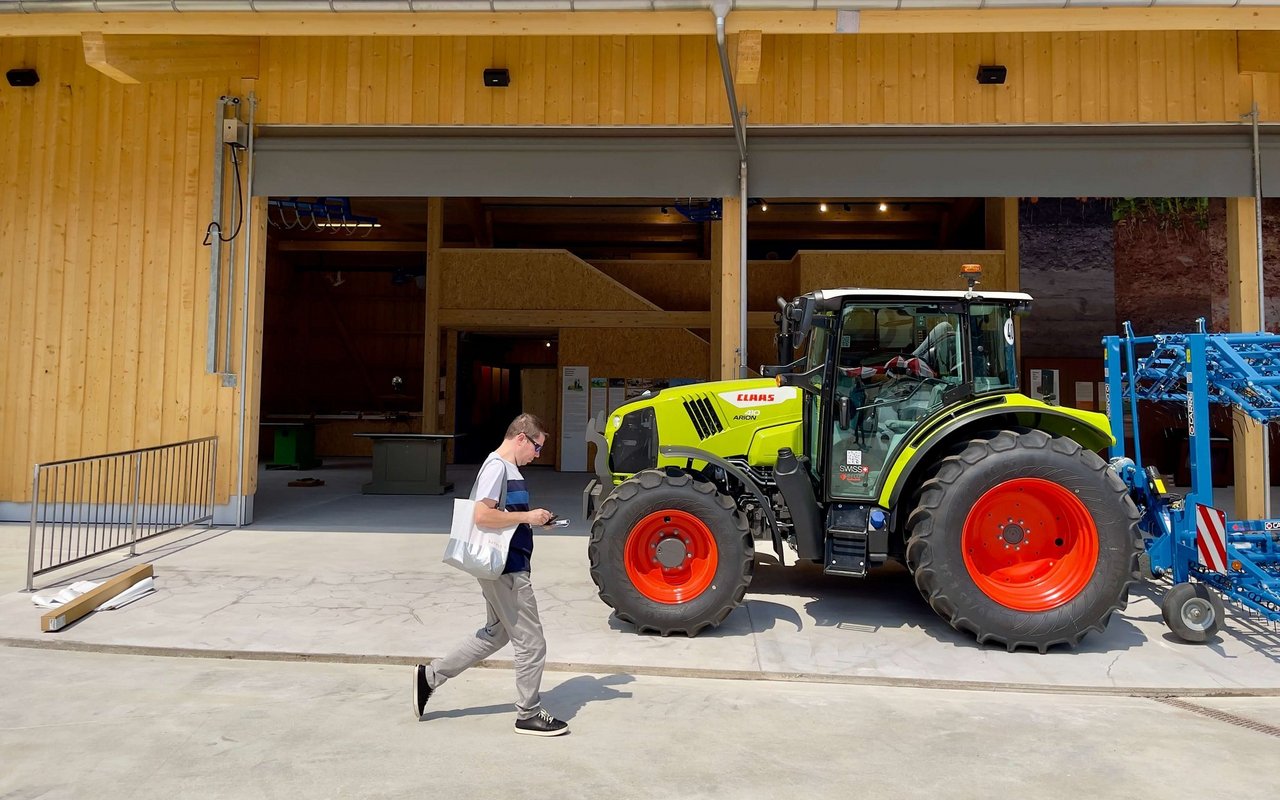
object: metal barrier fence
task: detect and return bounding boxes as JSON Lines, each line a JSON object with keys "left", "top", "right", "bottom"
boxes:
{"left": 26, "top": 437, "right": 218, "bottom": 591}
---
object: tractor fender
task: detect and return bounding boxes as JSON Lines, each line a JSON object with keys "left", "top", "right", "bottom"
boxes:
{"left": 885, "top": 404, "right": 1115, "bottom": 510}
{"left": 658, "top": 444, "right": 784, "bottom": 560}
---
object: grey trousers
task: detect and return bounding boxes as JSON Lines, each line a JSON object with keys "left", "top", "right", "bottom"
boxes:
{"left": 424, "top": 571, "right": 546, "bottom": 720}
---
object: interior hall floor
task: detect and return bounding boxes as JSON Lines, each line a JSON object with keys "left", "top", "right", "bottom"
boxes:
{"left": 251, "top": 459, "right": 596, "bottom": 535}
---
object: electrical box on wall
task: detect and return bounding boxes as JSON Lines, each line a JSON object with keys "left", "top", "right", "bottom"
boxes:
{"left": 221, "top": 119, "right": 248, "bottom": 149}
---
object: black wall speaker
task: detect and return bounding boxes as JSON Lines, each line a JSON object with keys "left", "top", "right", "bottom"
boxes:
{"left": 976, "top": 65, "right": 1007, "bottom": 85}
{"left": 483, "top": 68, "right": 510, "bottom": 88}
{"left": 6, "top": 68, "right": 39, "bottom": 87}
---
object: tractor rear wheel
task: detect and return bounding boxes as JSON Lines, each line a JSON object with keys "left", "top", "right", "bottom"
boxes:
{"left": 588, "top": 468, "right": 753, "bottom": 636}
{"left": 905, "top": 429, "right": 1142, "bottom": 652}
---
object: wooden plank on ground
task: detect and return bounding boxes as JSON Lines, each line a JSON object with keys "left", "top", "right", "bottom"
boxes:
{"left": 41, "top": 564, "right": 154, "bottom": 633}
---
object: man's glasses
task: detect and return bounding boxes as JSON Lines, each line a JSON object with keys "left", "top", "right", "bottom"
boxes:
{"left": 524, "top": 433, "right": 544, "bottom": 454}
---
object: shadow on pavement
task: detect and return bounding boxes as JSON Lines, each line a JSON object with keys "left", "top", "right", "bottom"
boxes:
{"left": 543, "top": 673, "right": 635, "bottom": 720}
{"left": 619, "top": 554, "right": 1155, "bottom": 654}
{"left": 1130, "top": 578, "right": 1280, "bottom": 663}
{"left": 421, "top": 673, "right": 634, "bottom": 722}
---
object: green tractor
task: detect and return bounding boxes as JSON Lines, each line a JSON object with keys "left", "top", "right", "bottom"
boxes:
{"left": 584, "top": 268, "right": 1142, "bottom": 652}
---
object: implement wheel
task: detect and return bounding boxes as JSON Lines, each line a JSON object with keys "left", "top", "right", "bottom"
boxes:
{"left": 588, "top": 468, "right": 753, "bottom": 636}
{"left": 1161, "top": 582, "right": 1225, "bottom": 643}
{"left": 905, "top": 429, "right": 1142, "bottom": 653}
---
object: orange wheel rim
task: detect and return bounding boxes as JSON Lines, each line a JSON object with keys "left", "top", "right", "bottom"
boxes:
{"left": 961, "top": 478, "right": 1099, "bottom": 612}
{"left": 624, "top": 509, "right": 719, "bottom": 604}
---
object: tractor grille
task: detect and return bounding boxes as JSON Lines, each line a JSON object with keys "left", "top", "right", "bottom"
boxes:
{"left": 683, "top": 395, "right": 724, "bottom": 440}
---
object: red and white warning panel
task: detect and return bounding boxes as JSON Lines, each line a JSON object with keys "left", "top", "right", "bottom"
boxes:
{"left": 1194, "top": 504, "right": 1229, "bottom": 573}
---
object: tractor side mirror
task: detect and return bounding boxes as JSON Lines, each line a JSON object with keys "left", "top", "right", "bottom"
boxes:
{"left": 837, "top": 395, "right": 851, "bottom": 431}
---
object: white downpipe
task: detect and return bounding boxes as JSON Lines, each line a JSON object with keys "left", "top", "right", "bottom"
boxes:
{"left": 713, "top": 3, "right": 749, "bottom": 378}
{"left": 235, "top": 93, "right": 257, "bottom": 528}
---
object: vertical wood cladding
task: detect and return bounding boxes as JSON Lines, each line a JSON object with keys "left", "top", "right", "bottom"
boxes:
{"left": 256, "top": 32, "right": 1273, "bottom": 125}
{"left": 0, "top": 38, "right": 255, "bottom": 504}
{"left": 1, "top": 30, "right": 1276, "bottom": 504}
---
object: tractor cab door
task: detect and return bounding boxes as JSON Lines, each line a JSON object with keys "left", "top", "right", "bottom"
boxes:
{"left": 825, "top": 301, "right": 965, "bottom": 501}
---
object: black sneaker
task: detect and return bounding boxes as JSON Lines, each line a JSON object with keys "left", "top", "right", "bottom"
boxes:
{"left": 514, "top": 709, "right": 569, "bottom": 737}
{"left": 413, "top": 664, "right": 433, "bottom": 718}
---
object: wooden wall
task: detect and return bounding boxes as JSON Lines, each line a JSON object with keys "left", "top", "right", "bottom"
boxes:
{"left": 255, "top": 32, "right": 1277, "bottom": 126}
{"left": 0, "top": 37, "right": 262, "bottom": 507}
{"left": 2, "top": 28, "right": 1275, "bottom": 506}
{"left": 261, "top": 253, "right": 426, "bottom": 414}
{"left": 440, "top": 249, "right": 656, "bottom": 311}
{"left": 796, "top": 250, "right": 1008, "bottom": 294}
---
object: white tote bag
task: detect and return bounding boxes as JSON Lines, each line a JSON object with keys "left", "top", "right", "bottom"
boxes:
{"left": 442, "top": 498, "right": 518, "bottom": 580}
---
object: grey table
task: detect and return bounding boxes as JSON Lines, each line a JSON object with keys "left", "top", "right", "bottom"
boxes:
{"left": 353, "top": 433, "right": 460, "bottom": 495}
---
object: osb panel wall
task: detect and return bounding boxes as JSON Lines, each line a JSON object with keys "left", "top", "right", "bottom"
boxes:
{"left": 560, "top": 328, "right": 710, "bottom": 383}
{"left": 255, "top": 32, "right": 1273, "bottom": 126}
{"left": 750, "top": 260, "right": 800, "bottom": 310}
{"left": 0, "top": 37, "right": 261, "bottom": 506}
{"left": 592, "top": 261, "right": 710, "bottom": 311}
{"left": 797, "top": 251, "right": 1007, "bottom": 294}
{"left": 591, "top": 259, "right": 800, "bottom": 312}
{"left": 441, "top": 249, "right": 655, "bottom": 312}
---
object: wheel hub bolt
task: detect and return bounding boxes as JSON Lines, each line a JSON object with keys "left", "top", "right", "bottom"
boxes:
{"left": 1001, "top": 524, "right": 1026, "bottom": 545}
{"left": 655, "top": 537, "right": 688, "bottom": 569}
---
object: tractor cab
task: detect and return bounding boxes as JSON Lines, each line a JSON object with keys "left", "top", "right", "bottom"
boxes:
{"left": 770, "top": 272, "right": 1031, "bottom": 504}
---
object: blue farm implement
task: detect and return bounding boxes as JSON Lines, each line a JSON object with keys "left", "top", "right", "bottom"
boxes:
{"left": 1103, "top": 321, "right": 1280, "bottom": 641}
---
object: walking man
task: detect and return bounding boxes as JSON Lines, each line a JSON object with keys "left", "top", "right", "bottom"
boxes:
{"left": 414, "top": 413, "right": 569, "bottom": 736}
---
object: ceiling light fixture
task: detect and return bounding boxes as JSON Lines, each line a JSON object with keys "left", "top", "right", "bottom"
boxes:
{"left": 760, "top": 203, "right": 768, "bottom": 212}
{"left": 315, "top": 221, "right": 382, "bottom": 228}
{"left": 878, "top": 202, "right": 888, "bottom": 212}
{"left": 819, "top": 202, "right": 828, "bottom": 213}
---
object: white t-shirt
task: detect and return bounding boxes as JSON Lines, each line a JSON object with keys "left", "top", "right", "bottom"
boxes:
{"left": 471, "top": 452, "right": 534, "bottom": 573}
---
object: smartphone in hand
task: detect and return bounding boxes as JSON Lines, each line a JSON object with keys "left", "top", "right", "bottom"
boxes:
{"left": 543, "top": 515, "right": 570, "bottom": 528}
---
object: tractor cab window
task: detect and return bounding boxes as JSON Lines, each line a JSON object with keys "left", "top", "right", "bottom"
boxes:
{"left": 967, "top": 304, "right": 1018, "bottom": 394}
{"left": 829, "top": 303, "right": 963, "bottom": 500}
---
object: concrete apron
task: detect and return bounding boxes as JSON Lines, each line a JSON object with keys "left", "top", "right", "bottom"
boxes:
{"left": 1, "top": 528, "right": 1278, "bottom": 694}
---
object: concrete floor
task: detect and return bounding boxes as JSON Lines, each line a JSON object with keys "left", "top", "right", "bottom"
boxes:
{"left": 4, "top": 465, "right": 1280, "bottom": 799}
{"left": 249, "top": 460, "right": 596, "bottom": 534}
{"left": 2, "top": 644, "right": 1277, "bottom": 800}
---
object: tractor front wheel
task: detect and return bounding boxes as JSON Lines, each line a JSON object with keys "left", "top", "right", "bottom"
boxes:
{"left": 905, "top": 429, "right": 1142, "bottom": 652}
{"left": 588, "top": 468, "right": 753, "bottom": 636}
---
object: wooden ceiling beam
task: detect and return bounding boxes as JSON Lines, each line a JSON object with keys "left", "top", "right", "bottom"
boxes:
{"left": 486, "top": 207, "right": 689, "bottom": 225}
{"left": 8, "top": 8, "right": 1280, "bottom": 38}
{"left": 277, "top": 240, "right": 427, "bottom": 252}
{"left": 6, "top": 10, "right": 828, "bottom": 38}
{"left": 856, "top": 8, "right": 1280, "bottom": 34}
{"left": 82, "top": 31, "right": 259, "bottom": 84}
{"left": 734, "top": 30, "right": 762, "bottom": 86}
{"left": 439, "top": 309, "right": 776, "bottom": 329}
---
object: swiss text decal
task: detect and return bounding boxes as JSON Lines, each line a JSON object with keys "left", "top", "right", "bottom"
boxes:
{"left": 717, "top": 386, "right": 799, "bottom": 408}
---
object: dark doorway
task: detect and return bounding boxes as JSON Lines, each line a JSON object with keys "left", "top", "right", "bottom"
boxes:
{"left": 454, "top": 333, "right": 558, "bottom": 463}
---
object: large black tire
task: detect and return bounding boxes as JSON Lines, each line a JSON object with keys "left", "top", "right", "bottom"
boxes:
{"left": 905, "top": 429, "right": 1142, "bottom": 653}
{"left": 588, "top": 468, "right": 753, "bottom": 636}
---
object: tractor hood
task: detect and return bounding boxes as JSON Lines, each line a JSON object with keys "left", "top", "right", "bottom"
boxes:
{"left": 601, "top": 378, "right": 803, "bottom": 478}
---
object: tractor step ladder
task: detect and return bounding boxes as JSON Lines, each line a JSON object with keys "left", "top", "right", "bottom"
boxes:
{"left": 1103, "top": 322, "right": 1280, "bottom": 630}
